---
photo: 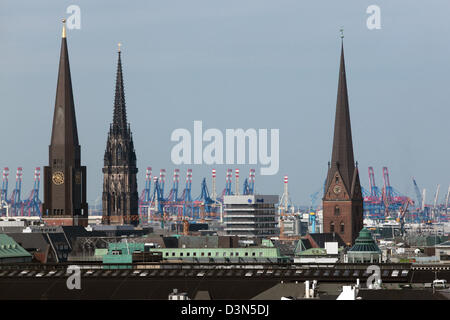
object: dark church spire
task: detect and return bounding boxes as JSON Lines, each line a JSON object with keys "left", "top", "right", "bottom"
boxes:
{"left": 322, "top": 32, "right": 363, "bottom": 247}
{"left": 112, "top": 43, "right": 127, "bottom": 132}
{"left": 325, "top": 35, "right": 356, "bottom": 193}
{"left": 43, "top": 19, "right": 88, "bottom": 227}
{"left": 102, "top": 44, "right": 139, "bottom": 226}
{"left": 50, "top": 18, "right": 79, "bottom": 150}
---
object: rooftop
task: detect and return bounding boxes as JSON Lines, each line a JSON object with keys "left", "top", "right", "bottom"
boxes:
{"left": 0, "top": 234, "right": 32, "bottom": 259}
{"left": 348, "top": 228, "right": 381, "bottom": 253}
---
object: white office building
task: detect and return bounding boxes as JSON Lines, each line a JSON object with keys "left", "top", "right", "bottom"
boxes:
{"left": 223, "top": 194, "right": 278, "bottom": 240}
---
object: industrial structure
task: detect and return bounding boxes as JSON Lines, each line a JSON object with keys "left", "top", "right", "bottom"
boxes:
{"left": 137, "top": 168, "right": 256, "bottom": 226}
{"left": 363, "top": 167, "right": 413, "bottom": 222}
{"left": 1, "top": 164, "right": 448, "bottom": 232}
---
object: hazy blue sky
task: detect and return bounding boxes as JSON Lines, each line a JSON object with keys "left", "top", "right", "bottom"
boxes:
{"left": 0, "top": 0, "right": 449, "bottom": 207}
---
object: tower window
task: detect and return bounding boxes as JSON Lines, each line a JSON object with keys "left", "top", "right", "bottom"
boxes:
{"left": 330, "top": 222, "right": 335, "bottom": 233}
{"left": 334, "top": 206, "right": 340, "bottom": 216}
{"left": 335, "top": 177, "right": 339, "bottom": 183}
{"left": 340, "top": 222, "right": 345, "bottom": 233}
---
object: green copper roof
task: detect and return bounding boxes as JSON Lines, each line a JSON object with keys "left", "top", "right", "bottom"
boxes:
{"left": 348, "top": 228, "right": 381, "bottom": 253}
{"left": 297, "top": 248, "right": 327, "bottom": 256}
{"left": 0, "top": 234, "right": 32, "bottom": 259}
{"left": 94, "top": 248, "right": 108, "bottom": 257}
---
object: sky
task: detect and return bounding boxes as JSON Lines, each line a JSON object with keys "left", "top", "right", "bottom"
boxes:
{"left": 0, "top": 0, "right": 449, "bottom": 207}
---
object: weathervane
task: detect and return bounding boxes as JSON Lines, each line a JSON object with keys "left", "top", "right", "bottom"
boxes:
{"left": 340, "top": 27, "right": 344, "bottom": 39}
{"left": 118, "top": 42, "right": 122, "bottom": 53}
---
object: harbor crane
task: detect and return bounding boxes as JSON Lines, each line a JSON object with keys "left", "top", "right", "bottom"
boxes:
{"left": 446, "top": 185, "right": 450, "bottom": 215}
{"left": 433, "top": 184, "right": 440, "bottom": 222}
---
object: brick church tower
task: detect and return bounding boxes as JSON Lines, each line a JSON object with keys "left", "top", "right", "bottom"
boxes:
{"left": 322, "top": 36, "right": 363, "bottom": 246}
{"left": 42, "top": 20, "right": 88, "bottom": 226}
{"left": 102, "top": 45, "right": 139, "bottom": 226}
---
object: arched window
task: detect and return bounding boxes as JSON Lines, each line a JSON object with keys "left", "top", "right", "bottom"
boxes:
{"left": 334, "top": 206, "right": 340, "bottom": 216}
{"left": 340, "top": 222, "right": 345, "bottom": 233}
{"left": 117, "top": 145, "right": 123, "bottom": 160}
{"left": 330, "top": 222, "right": 335, "bottom": 233}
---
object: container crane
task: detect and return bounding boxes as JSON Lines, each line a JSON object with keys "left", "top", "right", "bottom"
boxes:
{"left": 0, "top": 168, "right": 9, "bottom": 216}
{"left": 222, "top": 169, "right": 233, "bottom": 199}
{"left": 9, "top": 167, "right": 23, "bottom": 216}
{"left": 433, "top": 184, "right": 440, "bottom": 222}
{"left": 248, "top": 169, "right": 255, "bottom": 194}
{"left": 22, "top": 167, "right": 41, "bottom": 216}
{"left": 195, "top": 178, "right": 214, "bottom": 222}
{"left": 139, "top": 167, "right": 152, "bottom": 224}
{"left": 397, "top": 198, "right": 413, "bottom": 236}
{"left": 242, "top": 169, "right": 256, "bottom": 195}
{"left": 445, "top": 185, "right": 450, "bottom": 216}
{"left": 181, "top": 169, "right": 193, "bottom": 218}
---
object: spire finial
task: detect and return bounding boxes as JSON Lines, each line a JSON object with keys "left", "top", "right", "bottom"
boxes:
{"left": 340, "top": 27, "right": 344, "bottom": 39}
{"left": 62, "top": 18, "right": 66, "bottom": 38}
{"left": 118, "top": 42, "right": 122, "bottom": 53}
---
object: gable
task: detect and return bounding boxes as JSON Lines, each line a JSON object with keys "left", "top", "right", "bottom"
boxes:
{"left": 323, "top": 169, "right": 351, "bottom": 201}
{"left": 350, "top": 168, "right": 363, "bottom": 200}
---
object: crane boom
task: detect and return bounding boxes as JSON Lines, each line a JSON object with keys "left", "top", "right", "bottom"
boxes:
{"left": 412, "top": 177, "right": 423, "bottom": 210}
{"left": 433, "top": 185, "right": 440, "bottom": 209}
{"left": 446, "top": 185, "right": 450, "bottom": 215}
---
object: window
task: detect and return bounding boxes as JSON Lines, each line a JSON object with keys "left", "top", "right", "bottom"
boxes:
{"left": 180, "top": 253, "right": 183, "bottom": 257}
{"left": 186, "top": 252, "right": 190, "bottom": 257}
{"left": 340, "top": 222, "right": 345, "bottom": 233}
{"left": 193, "top": 252, "right": 197, "bottom": 256}
{"left": 207, "top": 252, "right": 211, "bottom": 257}
{"left": 252, "top": 252, "right": 256, "bottom": 257}
{"left": 335, "top": 176, "right": 339, "bottom": 183}
{"left": 245, "top": 252, "right": 249, "bottom": 256}
{"left": 172, "top": 252, "right": 175, "bottom": 256}
{"left": 201, "top": 252, "right": 205, "bottom": 256}
{"left": 236, "top": 252, "right": 239, "bottom": 257}
{"left": 334, "top": 206, "right": 340, "bottom": 216}
{"left": 165, "top": 252, "right": 169, "bottom": 256}
{"left": 330, "top": 222, "right": 335, "bottom": 233}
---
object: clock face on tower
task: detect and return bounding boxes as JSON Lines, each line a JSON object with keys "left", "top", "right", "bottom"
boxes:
{"left": 333, "top": 185, "right": 342, "bottom": 194}
{"left": 52, "top": 171, "right": 64, "bottom": 185}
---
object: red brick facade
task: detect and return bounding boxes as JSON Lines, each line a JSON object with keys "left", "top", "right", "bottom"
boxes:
{"left": 43, "top": 217, "right": 88, "bottom": 227}
{"left": 323, "top": 171, "right": 363, "bottom": 246}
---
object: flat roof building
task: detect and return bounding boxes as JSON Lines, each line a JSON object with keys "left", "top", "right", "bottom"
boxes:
{"left": 223, "top": 195, "right": 278, "bottom": 241}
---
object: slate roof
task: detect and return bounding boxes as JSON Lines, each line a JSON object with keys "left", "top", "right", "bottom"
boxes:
{"left": 308, "top": 233, "right": 345, "bottom": 248}
{"left": 7, "top": 233, "right": 51, "bottom": 253}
